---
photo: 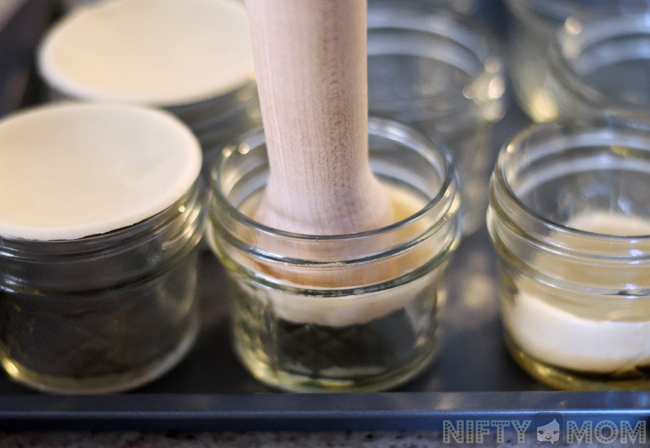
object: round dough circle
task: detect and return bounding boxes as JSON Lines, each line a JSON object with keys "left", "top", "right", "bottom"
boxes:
{"left": 0, "top": 103, "right": 202, "bottom": 240}
{"left": 38, "top": 0, "right": 254, "bottom": 106}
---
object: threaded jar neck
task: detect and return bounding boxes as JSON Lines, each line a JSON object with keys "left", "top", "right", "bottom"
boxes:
{"left": 549, "top": 7, "right": 650, "bottom": 121}
{"left": 208, "top": 118, "right": 462, "bottom": 290}
{"left": 488, "top": 121, "right": 650, "bottom": 296}
{"left": 0, "top": 178, "right": 206, "bottom": 293}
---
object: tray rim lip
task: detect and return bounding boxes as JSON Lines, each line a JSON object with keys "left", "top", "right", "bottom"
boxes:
{"left": 1, "top": 390, "right": 649, "bottom": 432}
{"left": 2, "top": 390, "right": 650, "bottom": 415}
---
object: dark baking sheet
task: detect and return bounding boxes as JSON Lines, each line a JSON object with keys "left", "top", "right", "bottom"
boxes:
{"left": 2, "top": 228, "right": 650, "bottom": 432}
{"left": 1, "top": 0, "right": 649, "bottom": 432}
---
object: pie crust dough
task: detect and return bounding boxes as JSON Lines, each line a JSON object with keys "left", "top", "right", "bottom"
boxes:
{"left": 38, "top": 0, "right": 253, "bottom": 106}
{"left": 0, "top": 103, "right": 201, "bottom": 240}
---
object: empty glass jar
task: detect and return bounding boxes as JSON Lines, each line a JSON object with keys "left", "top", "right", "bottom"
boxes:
{"left": 367, "top": 0, "right": 479, "bottom": 16}
{"left": 505, "top": 0, "right": 609, "bottom": 122}
{"left": 367, "top": 6, "right": 505, "bottom": 235}
{"left": 208, "top": 118, "right": 462, "bottom": 392}
{"left": 488, "top": 121, "right": 650, "bottom": 390}
{"left": 547, "top": 7, "right": 650, "bottom": 125}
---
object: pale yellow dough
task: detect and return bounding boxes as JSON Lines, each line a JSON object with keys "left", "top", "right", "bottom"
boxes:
{"left": 221, "top": 186, "right": 443, "bottom": 327}
{"left": 0, "top": 103, "right": 201, "bottom": 241}
{"left": 38, "top": 0, "right": 253, "bottom": 105}
{"left": 507, "top": 211, "right": 650, "bottom": 373}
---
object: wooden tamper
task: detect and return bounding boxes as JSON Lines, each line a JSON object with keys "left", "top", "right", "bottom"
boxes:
{"left": 245, "top": 0, "right": 394, "bottom": 236}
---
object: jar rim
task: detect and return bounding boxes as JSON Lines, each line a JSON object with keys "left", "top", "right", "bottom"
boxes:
{"left": 366, "top": 9, "right": 502, "bottom": 110}
{"left": 210, "top": 117, "right": 457, "bottom": 243}
{"left": 493, "top": 121, "right": 650, "bottom": 244}
{"left": 505, "top": 0, "right": 601, "bottom": 22}
{"left": 550, "top": 11, "right": 650, "bottom": 115}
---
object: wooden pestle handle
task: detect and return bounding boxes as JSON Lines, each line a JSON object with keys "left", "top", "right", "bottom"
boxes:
{"left": 245, "top": 0, "right": 393, "bottom": 235}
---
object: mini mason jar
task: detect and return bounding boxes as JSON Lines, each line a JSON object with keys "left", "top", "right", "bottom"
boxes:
{"left": 547, "top": 8, "right": 650, "bottom": 124}
{"left": 505, "top": 0, "right": 611, "bottom": 122}
{"left": 0, "top": 103, "right": 205, "bottom": 393}
{"left": 367, "top": 7, "right": 506, "bottom": 235}
{"left": 207, "top": 118, "right": 462, "bottom": 392}
{"left": 488, "top": 121, "right": 650, "bottom": 391}
{"left": 367, "top": 0, "right": 479, "bottom": 16}
{"left": 37, "top": 0, "right": 261, "bottom": 166}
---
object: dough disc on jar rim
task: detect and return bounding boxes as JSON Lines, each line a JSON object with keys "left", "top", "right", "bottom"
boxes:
{"left": 38, "top": 0, "right": 254, "bottom": 106}
{"left": 0, "top": 103, "right": 202, "bottom": 241}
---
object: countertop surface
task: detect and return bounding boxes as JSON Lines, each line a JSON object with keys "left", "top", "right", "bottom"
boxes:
{"left": 2, "top": 432, "right": 471, "bottom": 447}
{"left": 0, "top": 431, "right": 635, "bottom": 447}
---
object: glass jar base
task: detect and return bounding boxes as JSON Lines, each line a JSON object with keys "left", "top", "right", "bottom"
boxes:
{"left": 233, "top": 335, "right": 441, "bottom": 393}
{"left": 0, "top": 318, "right": 199, "bottom": 394}
{"left": 505, "top": 335, "right": 650, "bottom": 391}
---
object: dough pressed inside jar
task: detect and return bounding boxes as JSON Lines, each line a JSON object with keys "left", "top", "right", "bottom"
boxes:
{"left": 507, "top": 211, "right": 650, "bottom": 374}
{"left": 0, "top": 103, "right": 201, "bottom": 241}
{"left": 231, "top": 184, "right": 445, "bottom": 327}
{"left": 37, "top": 0, "right": 253, "bottom": 106}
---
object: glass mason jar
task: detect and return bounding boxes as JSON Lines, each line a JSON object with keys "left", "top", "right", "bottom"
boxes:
{"left": 207, "top": 118, "right": 462, "bottom": 392}
{"left": 547, "top": 7, "right": 650, "bottom": 125}
{"left": 488, "top": 121, "right": 650, "bottom": 391}
{"left": 505, "top": 0, "right": 612, "bottom": 122}
{"left": 367, "top": 0, "right": 479, "bottom": 16}
{"left": 37, "top": 0, "right": 261, "bottom": 172}
{"left": 45, "top": 78, "right": 261, "bottom": 175}
{"left": 0, "top": 181, "right": 206, "bottom": 394}
{"left": 166, "top": 81, "right": 262, "bottom": 174}
{"left": 367, "top": 6, "right": 506, "bottom": 236}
